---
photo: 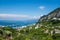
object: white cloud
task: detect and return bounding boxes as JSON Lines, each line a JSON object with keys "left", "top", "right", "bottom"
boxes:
{"left": 0, "top": 14, "right": 41, "bottom": 20}
{"left": 0, "top": 14, "right": 28, "bottom": 18}
{"left": 39, "top": 6, "right": 45, "bottom": 10}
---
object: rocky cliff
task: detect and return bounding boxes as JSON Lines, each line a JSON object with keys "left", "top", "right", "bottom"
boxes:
{"left": 37, "top": 7, "right": 60, "bottom": 23}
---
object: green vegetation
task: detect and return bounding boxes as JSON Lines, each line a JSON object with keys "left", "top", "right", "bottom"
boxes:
{"left": 0, "top": 8, "right": 60, "bottom": 40}
{"left": 0, "top": 20, "right": 60, "bottom": 40}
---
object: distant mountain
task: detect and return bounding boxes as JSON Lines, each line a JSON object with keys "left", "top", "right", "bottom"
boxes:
{"left": 37, "top": 7, "right": 60, "bottom": 24}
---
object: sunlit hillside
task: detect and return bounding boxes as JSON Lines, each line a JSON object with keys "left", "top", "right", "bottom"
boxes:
{"left": 0, "top": 8, "right": 60, "bottom": 40}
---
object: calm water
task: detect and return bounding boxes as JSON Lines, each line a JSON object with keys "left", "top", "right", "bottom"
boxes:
{"left": 0, "top": 19, "right": 38, "bottom": 28}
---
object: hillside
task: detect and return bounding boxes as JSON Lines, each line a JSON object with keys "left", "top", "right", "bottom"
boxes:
{"left": 0, "top": 8, "right": 60, "bottom": 40}
{"left": 37, "top": 8, "right": 60, "bottom": 23}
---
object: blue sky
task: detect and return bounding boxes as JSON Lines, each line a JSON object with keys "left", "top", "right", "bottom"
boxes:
{"left": 0, "top": 0, "right": 60, "bottom": 20}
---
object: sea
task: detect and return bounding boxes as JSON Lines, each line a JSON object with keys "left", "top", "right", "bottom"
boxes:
{"left": 0, "top": 19, "right": 38, "bottom": 28}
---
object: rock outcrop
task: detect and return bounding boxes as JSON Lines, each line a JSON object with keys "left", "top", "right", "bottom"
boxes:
{"left": 37, "top": 7, "right": 60, "bottom": 23}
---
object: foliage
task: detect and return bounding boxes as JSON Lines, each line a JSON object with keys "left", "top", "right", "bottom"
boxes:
{"left": 0, "top": 20, "right": 60, "bottom": 40}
